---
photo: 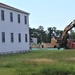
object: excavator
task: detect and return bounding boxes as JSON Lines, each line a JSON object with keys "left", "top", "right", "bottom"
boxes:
{"left": 51, "top": 20, "right": 75, "bottom": 49}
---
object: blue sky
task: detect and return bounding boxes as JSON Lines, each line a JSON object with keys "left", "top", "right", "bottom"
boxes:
{"left": 0, "top": 0, "right": 75, "bottom": 30}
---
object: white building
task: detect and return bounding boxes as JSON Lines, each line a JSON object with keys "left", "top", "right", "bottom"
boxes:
{"left": 0, "top": 3, "right": 30, "bottom": 53}
{"left": 31, "top": 37, "right": 37, "bottom": 44}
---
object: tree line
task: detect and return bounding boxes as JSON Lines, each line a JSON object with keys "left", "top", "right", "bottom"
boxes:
{"left": 29, "top": 26, "right": 63, "bottom": 43}
{"left": 29, "top": 26, "right": 75, "bottom": 43}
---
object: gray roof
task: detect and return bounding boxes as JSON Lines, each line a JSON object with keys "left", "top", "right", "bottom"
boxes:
{"left": 0, "top": 2, "right": 30, "bottom": 15}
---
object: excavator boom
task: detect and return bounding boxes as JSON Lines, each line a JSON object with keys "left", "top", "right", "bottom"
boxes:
{"left": 61, "top": 20, "right": 75, "bottom": 40}
{"left": 60, "top": 20, "right": 75, "bottom": 48}
{"left": 51, "top": 20, "right": 75, "bottom": 49}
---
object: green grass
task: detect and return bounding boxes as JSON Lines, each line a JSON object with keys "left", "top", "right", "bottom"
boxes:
{"left": 0, "top": 49, "right": 75, "bottom": 75}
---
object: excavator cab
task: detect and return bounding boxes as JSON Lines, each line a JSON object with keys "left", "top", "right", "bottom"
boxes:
{"left": 51, "top": 37, "right": 57, "bottom": 48}
{"left": 51, "top": 37, "right": 60, "bottom": 48}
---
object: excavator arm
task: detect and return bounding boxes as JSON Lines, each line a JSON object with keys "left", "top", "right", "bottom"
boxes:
{"left": 61, "top": 20, "right": 75, "bottom": 40}
{"left": 51, "top": 20, "right": 75, "bottom": 48}
{"left": 60, "top": 20, "right": 75, "bottom": 48}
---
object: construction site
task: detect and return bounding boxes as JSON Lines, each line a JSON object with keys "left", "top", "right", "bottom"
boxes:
{"left": 31, "top": 20, "right": 75, "bottom": 50}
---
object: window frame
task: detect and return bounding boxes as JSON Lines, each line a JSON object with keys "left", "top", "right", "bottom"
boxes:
{"left": 1, "top": 10, "right": 4, "bottom": 21}
{"left": 11, "top": 33, "right": 14, "bottom": 42}
{"left": 2, "top": 32, "right": 5, "bottom": 42}
{"left": 18, "top": 33, "right": 21, "bottom": 42}
{"left": 25, "top": 34, "right": 27, "bottom": 42}
{"left": 18, "top": 14, "right": 20, "bottom": 23}
{"left": 10, "top": 12, "right": 13, "bottom": 22}
{"left": 24, "top": 16, "right": 27, "bottom": 24}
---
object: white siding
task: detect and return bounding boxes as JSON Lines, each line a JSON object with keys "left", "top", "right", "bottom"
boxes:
{"left": 32, "top": 38, "right": 37, "bottom": 44}
{"left": 0, "top": 7, "right": 30, "bottom": 53}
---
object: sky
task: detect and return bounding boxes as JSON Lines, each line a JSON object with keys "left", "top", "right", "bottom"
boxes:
{"left": 0, "top": 0, "right": 75, "bottom": 30}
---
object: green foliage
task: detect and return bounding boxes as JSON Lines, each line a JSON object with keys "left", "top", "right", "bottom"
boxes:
{"left": 29, "top": 26, "right": 47, "bottom": 43}
{"left": 69, "top": 31, "right": 75, "bottom": 39}
{"left": 29, "top": 26, "right": 63, "bottom": 43}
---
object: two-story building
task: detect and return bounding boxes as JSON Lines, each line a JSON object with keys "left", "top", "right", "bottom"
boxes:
{"left": 0, "top": 3, "right": 30, "bottom": 53}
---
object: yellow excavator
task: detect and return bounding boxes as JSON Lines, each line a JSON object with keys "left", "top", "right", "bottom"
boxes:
{"left": 51, "top": 20, "right": 75, "bottom": 49}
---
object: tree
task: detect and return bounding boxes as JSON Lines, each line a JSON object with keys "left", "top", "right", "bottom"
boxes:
{"left": 29, "top": 26, "right": 63, "bottom": 43}
{"left": 37, "top": 26, "right": 47, "bottom": 43}
{"left": 29, "top": 27, "right": 39, "bottom": 43}
{"left": 29, "top": 26, "right": 47, "bottom": 43}
{"left": 55, "top": 30, "right": 63, "bottom": 37}
{"left": 47, "top": 27, "right": 63, "bottom": 43}
{"left": 47, "top": 27, "right": 56, "bottom": 42}
{"left": 69, "top": 30, "right": 75, "bottom": 39}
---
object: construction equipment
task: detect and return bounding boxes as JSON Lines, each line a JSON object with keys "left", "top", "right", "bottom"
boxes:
{"left": 51, "top": 20, "right": 75, "bottom": 49}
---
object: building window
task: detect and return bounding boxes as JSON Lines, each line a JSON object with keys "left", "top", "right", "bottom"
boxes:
{"left": 25, "top": 34, "right": 27, "bottom": 42}
{"left": 2, "top": 32, "right": 5, "bottom": 42}
{"left": 25, "top": 16, "right": 27, "bottom": 24}
{"left": 18, "top": 14, "right": 20, "bottom": 23}
{"left": 10, "top": 12, "right": 13, "bottom": 22}
{"left": 1, "top": 10, "right": 4, "bottom": 20}
{"left": 11, "top": 33, "right": 14, "bottom": 42}
{"left": 18, "top": 33, "right": 21, "bottom": 42}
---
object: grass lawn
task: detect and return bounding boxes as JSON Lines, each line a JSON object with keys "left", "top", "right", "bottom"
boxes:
{"left": 0, "top": 49, "right": 75, "bottom": 75}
